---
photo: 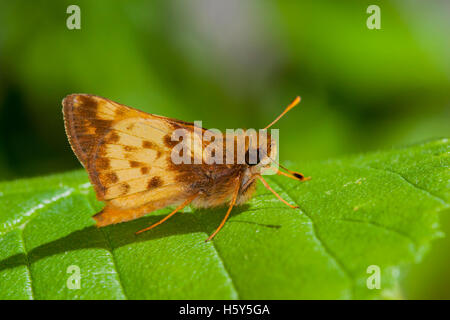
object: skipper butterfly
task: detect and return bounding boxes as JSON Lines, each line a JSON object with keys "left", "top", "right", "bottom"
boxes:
{"left": 62, "top": 94, "right": 309, "bottom": 241}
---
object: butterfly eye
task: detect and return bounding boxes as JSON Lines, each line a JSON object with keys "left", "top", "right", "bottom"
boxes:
{"left": 245, "top": 148, "right": 263, "bottom": 166}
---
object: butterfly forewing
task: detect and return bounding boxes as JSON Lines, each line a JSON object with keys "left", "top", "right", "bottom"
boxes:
{"left": 92, "top": 118, "right": 181, "bottom": 200}
{"left": 62, "top": 94, "right": 200, "bottom": 224}
{"left": 62, "top": 94, "right": 245, "bottom": 227}
{"left": 63, "top": 94, "right": 142, "bottom": 164}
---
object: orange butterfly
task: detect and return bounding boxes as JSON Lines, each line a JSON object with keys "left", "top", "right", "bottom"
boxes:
{"left": 62, "top": 94, "right": 309, "bottom": 241}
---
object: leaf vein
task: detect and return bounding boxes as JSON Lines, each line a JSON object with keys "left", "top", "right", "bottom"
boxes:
{"left": 19, "top": 230, "right": 35, "bottom": 300}
{"left": 84, "top": 198, "right": 129, "bottom": 300}
{"left": 208, "top": 240, "right": 240, "bottom": 299}
{"left": 333, "top": 218, "right": 417, "bottom": 248}
{"left": 362, "top": 165, "right": 448, "bottom": 206}
{"left": 99, "top": 228, "right": 129, "bottom": 300}
{"left": 0, "top": 188, "right": 75, "bottom": 235}
{"left": 268, "top": 178, "right": 355, "bottom": 298}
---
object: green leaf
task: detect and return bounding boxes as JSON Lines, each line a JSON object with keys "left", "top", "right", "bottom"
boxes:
{"left": 0, "top": 139, "right": 448, "bottom": 299}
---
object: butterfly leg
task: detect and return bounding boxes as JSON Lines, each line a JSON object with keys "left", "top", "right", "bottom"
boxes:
{"left": 257, "top": 175, "right": 298, "bottom": 209}
{"left": 206, "top": 176, "right": 241, "bottom": 242}
{"left": 135, "top": 194, "right": 197, "bottom": 235}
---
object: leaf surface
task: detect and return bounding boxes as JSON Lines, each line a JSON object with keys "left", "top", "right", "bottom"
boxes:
{"left": 0, "top": 139, "right": 448, "bottom": 299}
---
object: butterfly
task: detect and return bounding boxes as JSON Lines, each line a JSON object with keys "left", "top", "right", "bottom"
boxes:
{"left": 62, "top": 94, "right": 310, "bottom": 241}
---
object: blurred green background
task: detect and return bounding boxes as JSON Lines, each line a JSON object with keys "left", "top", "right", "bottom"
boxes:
{"left": 0, "top": 0, "right": 449, "bottom": 299}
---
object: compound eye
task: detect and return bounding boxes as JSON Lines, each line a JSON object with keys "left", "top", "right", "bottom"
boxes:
{"left": 245, "top": 148, "right": 264, "bottom": 166}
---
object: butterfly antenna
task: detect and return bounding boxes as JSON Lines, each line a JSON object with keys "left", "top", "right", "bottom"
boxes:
{"left": 263, "top": 96, "right": 301, "bottom": 130}
{"left": 268, "top": 157, "right": 311, "bottom": 181}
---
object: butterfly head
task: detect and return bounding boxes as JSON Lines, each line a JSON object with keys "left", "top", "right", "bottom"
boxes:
{"left": 244, "top": 132, "right": 277, "bottom": 171}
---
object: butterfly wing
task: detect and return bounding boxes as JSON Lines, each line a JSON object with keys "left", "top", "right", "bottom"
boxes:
{"left": 62, "top": 94, "right": 207, "bottom": 225}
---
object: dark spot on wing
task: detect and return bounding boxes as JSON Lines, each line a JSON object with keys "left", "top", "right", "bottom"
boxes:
{"left": 142, "top": 141, "right": 154, "bottom": 149}
{"left": 163, "top": 134, "right": 178, "bottom": 148}
{"left": 147, "top": 176, "right": 162, "bottom": 189}
{"left": 168, "top": 119, "right": 196, "bottom": 129}
{"left": 129, "top": 161, "right": 140, "bottom": 167}
{"left": 76, "top": 95, "right": 98, "bottom": 112}
{"left": 96, "top": 158, "right": 110, "bottom": 170}
{"left": 105, "top": 172, "right": 118, "bottom": 184}
{"left": 120, "top": 183, "right": 130, "bottom": 195}
{"left": 91, "top": 120, "right": 113, "bottom": 135}
{"left": 140, "top": 167, "right": 149, "bottom": 174}
{"left": 108, "top": 131, "right": 120, "bottom": 143}
{"left": 98, "top": 144, "right": 108, "bottom": 156}
{"left": 115, "top": 107, "right": 126, "bottom": 117}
